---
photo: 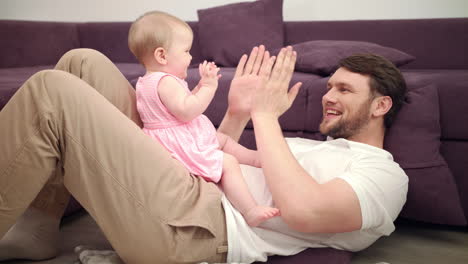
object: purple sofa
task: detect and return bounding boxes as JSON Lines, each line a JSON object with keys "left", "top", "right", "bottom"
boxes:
{"left": 1, "top": 17, "right": 467, "bottom": 264}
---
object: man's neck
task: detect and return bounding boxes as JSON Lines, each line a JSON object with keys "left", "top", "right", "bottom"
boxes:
{"left": 347, "top": 123, "right": 386, "bottom": 149}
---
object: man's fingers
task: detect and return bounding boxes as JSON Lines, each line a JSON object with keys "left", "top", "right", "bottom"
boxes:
{"left": 259, "top": 55, "right": 276, "bottom": 79}
{"left": 251, "top": 45, "right": 266, "bottom": 75}
{"left": 271, "top": 47, "right": 288, "bottom": 80}
{"left": 288, "top": 82, "right": 302, "bottom": 105}
{"left": 243, "top": 46, "right": 259, "bottom": 75}
{"left": 282, "top": 50, "right": 297, "bottom": 87}
{"left": 234, "top": 54, "right": 248, "bottom": 78}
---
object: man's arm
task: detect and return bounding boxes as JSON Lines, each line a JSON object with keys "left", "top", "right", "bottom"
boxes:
{"left": 251, "top": 47, "right": 362, "bottom": 233}
{"left": 217, "top": 45, "right": 270, "bottom": 142}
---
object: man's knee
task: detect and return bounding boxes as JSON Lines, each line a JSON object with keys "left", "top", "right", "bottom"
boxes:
{"left": 27, "top": 70, "right": 84, "bottom": 97}
{"left": 30, "top": 69, "right": 69, "bottom": 85}
{"left": 56, "top": 48, "right": 109, "bottom": 70}
{"left": 60, "top": 48, "right": 106, "bottom": 61}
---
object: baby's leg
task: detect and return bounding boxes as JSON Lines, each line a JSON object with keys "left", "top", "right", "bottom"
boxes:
{"left": 217, "top": 132, "right": 261, "bottom": 168}
{"left": 220, "top": 154, "right": 279, "bottom": 227}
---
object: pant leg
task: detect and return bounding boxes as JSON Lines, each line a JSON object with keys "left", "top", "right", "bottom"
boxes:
{"left": 54, "top": 48, "right": 143, "bottom": 128}
{"left": 0, "top": 68, "right": 227, "bottom": 263}
{"left": 27, "top": 48, "right": 144, "bottom": 221}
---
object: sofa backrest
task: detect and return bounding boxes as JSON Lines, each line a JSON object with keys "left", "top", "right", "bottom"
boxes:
{"left": 1, "top": 18, "right": 467, "bottom": 70}
{"left": 284, "top": 18, "right": 468, "bottom": 70}
{"left": 75, "top": 21, "right": 205, "bottom": 65}
{"left": 77, "top": 22, "right": 137, "bottom": 64}
{"left": 0, "top": 20, "right": 80, "bottom": 68}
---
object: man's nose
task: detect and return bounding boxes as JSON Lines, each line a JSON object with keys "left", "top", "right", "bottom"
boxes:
{"left": 322, "top": 89, "right": 337, "bottom": 104}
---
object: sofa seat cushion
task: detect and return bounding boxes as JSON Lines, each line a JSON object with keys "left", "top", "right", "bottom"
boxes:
{"left": 0, "top": 63, "right": 145, "bottom": 111}
{"left": 0, "top": 65, "right": 53, "bottom": 111}
{"left": 115, "top": 63, "right": 145, "bottom": 87}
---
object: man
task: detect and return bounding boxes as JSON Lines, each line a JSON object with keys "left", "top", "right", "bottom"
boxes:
{"left": 0, "top": 45, "right": 408, "bottom": 263}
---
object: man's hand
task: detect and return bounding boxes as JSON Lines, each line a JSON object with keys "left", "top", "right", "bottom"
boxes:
{"left": 251, "top": 46, "right": 302, "bottom": 120}
{"left": 218, "top": 45, "right": 271, "bottom": 141}
{"left": 226, "top": 45, "right": 271, "bottom": 119}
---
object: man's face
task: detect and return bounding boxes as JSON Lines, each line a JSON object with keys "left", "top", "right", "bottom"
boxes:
{"left": 319, "top": 67, "right": 375, "bottom": 139}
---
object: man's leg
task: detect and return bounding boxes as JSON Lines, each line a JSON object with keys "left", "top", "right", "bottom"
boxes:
{"left": 0, "top": 49, "right": 143, "bottom": 261}
{"left": 54, "top": 48, "right": 143, "bottom": 127}
{"left": 0, "top": 52, "right": 227, "bottom": 263}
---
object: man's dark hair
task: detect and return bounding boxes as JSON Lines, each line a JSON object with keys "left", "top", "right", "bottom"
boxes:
{"left": 338, "top": 53, "right": 407, "bottom": 128}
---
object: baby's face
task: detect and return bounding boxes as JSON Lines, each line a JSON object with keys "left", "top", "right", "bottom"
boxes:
{"left": 165, "top": 26, "right": 193, "bottom": 79}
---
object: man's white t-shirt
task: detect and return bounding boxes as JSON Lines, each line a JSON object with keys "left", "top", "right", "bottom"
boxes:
{"left": 222, "top": 137, "right": 408, "bottom": 263}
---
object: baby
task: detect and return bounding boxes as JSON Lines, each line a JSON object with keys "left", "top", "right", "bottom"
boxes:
{"left": 128, "top": 11, "right": 279, "bottom": 226}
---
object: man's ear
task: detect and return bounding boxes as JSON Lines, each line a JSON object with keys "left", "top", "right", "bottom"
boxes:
{"left": 372, "top": 96, "right": 393, "bottom": 118}
{"left": 154, "top": 47, "right": 167, "bottom": 65}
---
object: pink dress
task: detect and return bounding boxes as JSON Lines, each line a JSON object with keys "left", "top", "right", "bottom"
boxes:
{"left": 136, "top": 72, "right": 223, "bottom": 183}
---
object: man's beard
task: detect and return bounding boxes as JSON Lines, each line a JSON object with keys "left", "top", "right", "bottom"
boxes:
{"left": 319, "top": 100, "right": 372, "bottom": 139}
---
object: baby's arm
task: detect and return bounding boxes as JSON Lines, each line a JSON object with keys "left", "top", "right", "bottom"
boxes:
{"left": 217, "top": 132, "right": 261, "bottom": 168}
{"left": 158, "top": 62, "right": 220, "bottom": 122}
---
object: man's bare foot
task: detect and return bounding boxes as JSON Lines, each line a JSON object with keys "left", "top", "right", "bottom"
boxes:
{"left": 244, "top": 206, "right": 280, "bottom": 227}
{"left": 0, "top": 207, "right": 60, "bottom": 261}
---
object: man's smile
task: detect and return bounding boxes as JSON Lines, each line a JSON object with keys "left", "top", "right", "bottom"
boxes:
{"left": 324, "top": 108, "right": 343, "bottom": 121}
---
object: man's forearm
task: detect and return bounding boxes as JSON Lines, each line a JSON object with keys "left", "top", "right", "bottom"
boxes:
{"left": 252, "top": 113, "right": 363, "bottom": 233}
{"left": 252, "top": 113, "right": 322, "bottom": 229}
{"left": 217, "top": 110, "right": 250, "bottom": 142}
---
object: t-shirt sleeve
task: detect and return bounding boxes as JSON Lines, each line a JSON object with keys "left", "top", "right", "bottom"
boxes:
{"left": 338, "top": 156, "right": 408, "bottom": 233}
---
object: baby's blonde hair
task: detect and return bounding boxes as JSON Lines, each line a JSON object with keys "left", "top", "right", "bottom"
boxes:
{"left": 128, "top": 11, "right": 192, "bottom": 66}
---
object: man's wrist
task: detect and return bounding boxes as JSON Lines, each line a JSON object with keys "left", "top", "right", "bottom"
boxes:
{"left": 225, "top": 108, "right": 250, "bottom": 124}
{"left": 251, "top": 111, "right": 279, "bottom": 123}
{"left": 218, "top": 109, "right": 250, "bottom": 142}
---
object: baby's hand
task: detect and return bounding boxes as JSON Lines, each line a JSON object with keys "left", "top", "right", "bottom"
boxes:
{"left": 198, "top": 61, "right": 221, "bottom": 90}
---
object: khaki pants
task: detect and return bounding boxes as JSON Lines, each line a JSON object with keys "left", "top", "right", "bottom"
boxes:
{"left": 0, "top": 49, "right": 227, "bottom": 263}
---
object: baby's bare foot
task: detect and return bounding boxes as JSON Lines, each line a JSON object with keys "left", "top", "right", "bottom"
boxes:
{"left": 244, "top": 206, "right": 280, "bottom": 227}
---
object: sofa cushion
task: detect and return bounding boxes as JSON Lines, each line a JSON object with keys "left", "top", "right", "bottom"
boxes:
{"left": 384, "top": 84, "right": 466, "bottom": 225}
{"left": 401, "top": 70, "right": 468, "bottom": 140}
{"left": 115, "top": 63, "right": 145, "bottom": 87}
{"left": 283, "top": 18, "right": 468, "bottom": 70}
{"left": 197, "top": 0, "right": 284, "bottom": 67}
{"left": 276, "top": 40, "right": 415, "bottom": 76}
{"left": 0, "top": 65, "right": 53, "bottom": 111}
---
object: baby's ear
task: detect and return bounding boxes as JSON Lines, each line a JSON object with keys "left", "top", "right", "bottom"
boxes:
{"left": 154, "top": 47, "right": 167, "bottom": 65}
